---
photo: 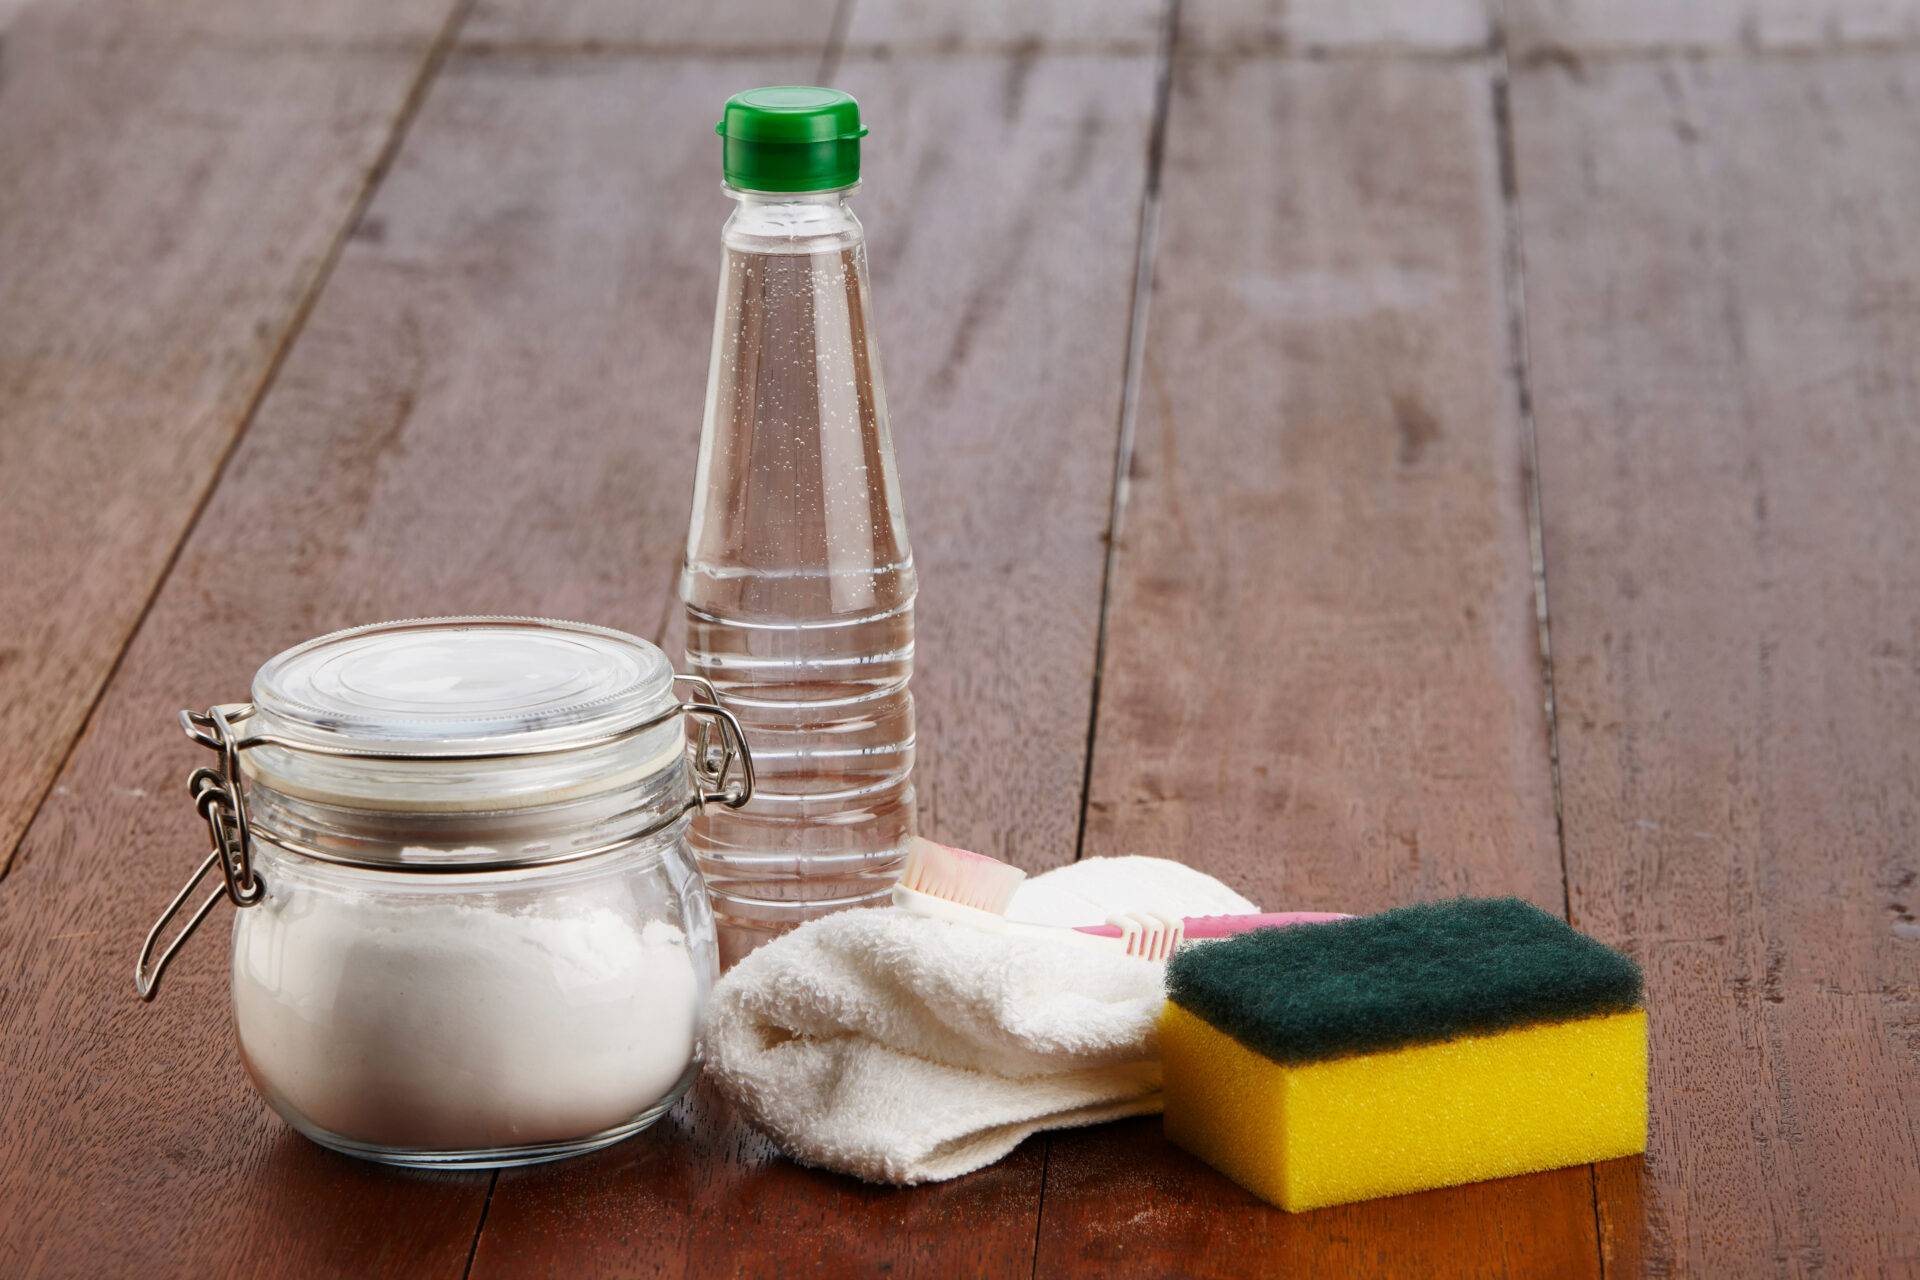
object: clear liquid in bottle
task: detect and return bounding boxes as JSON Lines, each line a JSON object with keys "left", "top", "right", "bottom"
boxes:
{"left": 682, "top": 184, "right": 915, "bottom": 966}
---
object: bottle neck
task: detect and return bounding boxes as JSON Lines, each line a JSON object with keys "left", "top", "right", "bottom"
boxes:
{"left": 722, "top": 185, "right": 863, "bottom": 255}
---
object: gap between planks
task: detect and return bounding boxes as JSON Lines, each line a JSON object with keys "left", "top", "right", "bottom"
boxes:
{"left": 1046, "top": 6, "right": 1182, "bottom": 1273}
{"left": 1494, "top": 0, "right": 1596, "bottom": 1271}
{"left": 461, "top": 1171, "right": 499, "bottom": 1280}
{"left": 1072, "top": 0, "right": 1182, "bottom": 869}
{"left": 1490, "top": 4, "right": 1570, "bottom": 921}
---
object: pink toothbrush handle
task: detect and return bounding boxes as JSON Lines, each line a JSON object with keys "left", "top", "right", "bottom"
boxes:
{"left": 1073, "top": 911, "right": 1349, "bottom": 941}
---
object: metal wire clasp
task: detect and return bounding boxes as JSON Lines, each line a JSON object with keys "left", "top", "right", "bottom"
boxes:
{"left": 676, "top": 675, "right": 755, "bottom": 809}
{"left": 134, "top": 704, "right": 266, "bottom": 1002}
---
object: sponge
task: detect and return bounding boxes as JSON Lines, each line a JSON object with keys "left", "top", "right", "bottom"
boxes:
{"left": 1160, "top": 897, "right": 1646, "bottom": 1212}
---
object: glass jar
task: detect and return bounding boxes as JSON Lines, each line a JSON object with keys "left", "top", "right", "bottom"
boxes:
{"left": 134, "top": 617, "right": 752, "bottom": 1168}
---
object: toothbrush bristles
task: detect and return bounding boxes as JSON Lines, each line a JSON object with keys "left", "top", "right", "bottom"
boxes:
{"left": 897, "top": 838, "right": 1026, "bottom": 914}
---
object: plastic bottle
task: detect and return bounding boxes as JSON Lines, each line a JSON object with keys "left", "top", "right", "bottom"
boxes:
{"left": 682, "top": 87, "right": 915, "bottom": 964}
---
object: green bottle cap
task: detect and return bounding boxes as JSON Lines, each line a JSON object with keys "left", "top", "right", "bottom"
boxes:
{"left": 715, "top": 86, "right": 867, "bottom": 193}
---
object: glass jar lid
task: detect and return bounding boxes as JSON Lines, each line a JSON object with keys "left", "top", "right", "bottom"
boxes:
{"left": 251, "top": 616, "right": 677, "bottom": 755}
{"left": 236, "top": 617, "right": 692, "bottom": 823}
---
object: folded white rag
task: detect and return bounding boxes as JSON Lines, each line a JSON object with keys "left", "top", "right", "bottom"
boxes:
{"left": 702, "top": 856, "right": 1258, "bottom": 1184}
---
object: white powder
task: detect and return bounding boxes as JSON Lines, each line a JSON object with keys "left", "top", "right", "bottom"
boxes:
{"left": 232, "top": 889, "right": 700, "bottom": 1152}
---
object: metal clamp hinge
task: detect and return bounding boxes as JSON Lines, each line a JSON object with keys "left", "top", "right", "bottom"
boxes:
{"left": 134, "top": 705, "right": 265, "bottom": 1002}
{"left": 675, "top": 674, "right": 755, "bottom": 810}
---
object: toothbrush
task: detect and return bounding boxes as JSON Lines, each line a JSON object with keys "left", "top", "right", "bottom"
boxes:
{"left": 891, "top": 838, "right": 1350, "bottom": 960}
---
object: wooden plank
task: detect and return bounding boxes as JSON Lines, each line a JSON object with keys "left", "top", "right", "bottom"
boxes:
{"left": 1512, "top": 50, "right": 1920, "bottom": 1274}
{"left": 0, "top": 0, "right": 461, "bottom": 871}
{"left": 0, "top": 36, "right": 834, "bottom": 1280}
{"left": 1181, "top": 0, "right": 1488, "bottom": 55}
{"left": 474, "top": 1079, "right": 1049, "bottom": 1279}
{"left": 1038, "top": 49, "right": 1597, "bottom": 1276}
{"left": 1083, "top": 55, "right": 1561, "bottom": 967}
{"left": 460, "top": 0, "right": 838, "bottom": 51}
{"left": 1043, "top": 1118, "right": 1610, "bottom": 1277}
{"left": 465, "top": 40, "right": 1162, "bottom": 1277}
{"left": 1508, "top": 0, "right": 1920, "bottom": 55}
{"left": 841, "top": 0, "right": 1162, "bottom": 53}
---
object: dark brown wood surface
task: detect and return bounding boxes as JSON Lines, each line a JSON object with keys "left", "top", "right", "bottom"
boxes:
{"left": 1512, "top": 44, "right": 1920, "bottom": 1276}
{"left": 4, "top": 0, "right": 1919, "bottom": 1274}
{"left": 0, "top": 0, "right": 464, "bottom": 868}
{"left": 1507, "top": 0, "right": 1920, "bottom": 53}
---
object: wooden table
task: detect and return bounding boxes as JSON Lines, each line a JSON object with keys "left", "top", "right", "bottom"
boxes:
{"left": 4, "top": 0, "right": 1918, "bottom": 1274}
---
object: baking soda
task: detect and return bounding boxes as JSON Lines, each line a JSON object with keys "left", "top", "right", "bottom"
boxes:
{"left": 233, "top": 891, "right": 700, "bottom": 1151}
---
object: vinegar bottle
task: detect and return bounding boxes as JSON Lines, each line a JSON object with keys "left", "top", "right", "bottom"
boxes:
{"left": 682, "top": 87, "right": 916, "bottom": 964}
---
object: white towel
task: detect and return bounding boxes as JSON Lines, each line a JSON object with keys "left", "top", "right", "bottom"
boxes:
{"left": 702, "top": 857, "right": 1258, "bottom": 1184}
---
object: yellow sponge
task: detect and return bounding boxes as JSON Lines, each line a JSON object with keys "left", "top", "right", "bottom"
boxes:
{"left": 1160, "top": 898, "right": 1648, "bottom": 1211}
{"left": 1162, "top": 1002, "right": 1647, "bottom": 1210}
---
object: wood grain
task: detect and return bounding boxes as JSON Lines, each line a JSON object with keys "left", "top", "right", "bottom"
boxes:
{"left": 0, "top": 0, "right": 461, "bottom": 871}
{"left": 1513, "top": 50, "right": 1920, "bottom": 1275}
{"left": 460, "top": 0, "right": 838, "bottom": 52}
{"left": 1047, "top": 48, "right": 1597, "bottom": 1276}
{"left": 475, "top": 1079, "right": 1048, "bottom": 1280}
{"left": 841, "top": 0, "right": 1162, "bottom": 54}
{"left": 1507, "top": 0, "right": 1920, "bottom": 55}
{"left": 1039, "top": 1117, "right": 1620, "bottom": 1279}
{"left": 465, "top": 36, "right": 1164, "bottom": 1278}
{"left": 1180, "top": 0, "right": 1488, "bottom": 55}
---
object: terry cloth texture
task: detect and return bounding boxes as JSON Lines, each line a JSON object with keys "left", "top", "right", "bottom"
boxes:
{"left": 1164, "top": 896, "right": 1644, "bottom": 1065}
{"left": 704, "top": 857, "right": 1258, "bottom": 1184}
